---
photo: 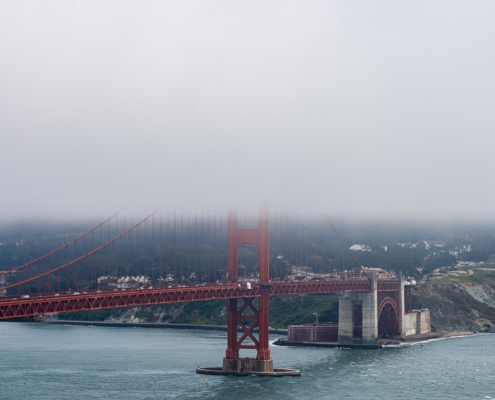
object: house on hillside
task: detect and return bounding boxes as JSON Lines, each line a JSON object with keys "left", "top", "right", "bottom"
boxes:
{"left": 397, "top": 242, "right": 416, "bottom": 248}
{"left": 361, "top": 267, "right": 395, "bottom": 278}
{"left": 397, "top": 240, "right": 446, "bottom": 250}
{"left": 349, "top": 244, "right": 371, "bottom": 251}
{"left": 424, "top": 240, "right": 446, "bottom": 249}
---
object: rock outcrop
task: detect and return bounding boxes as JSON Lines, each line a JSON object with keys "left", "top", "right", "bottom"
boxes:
{"left": 413, "top": 281, "right": 495, "bottom": 333}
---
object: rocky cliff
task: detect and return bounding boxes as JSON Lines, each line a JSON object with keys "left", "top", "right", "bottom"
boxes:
{"left": 413, "top": 279, "right": 495, "bottom": 333}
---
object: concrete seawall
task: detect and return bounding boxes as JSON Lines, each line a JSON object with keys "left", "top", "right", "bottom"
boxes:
{"left": 45, "top": 320, "right": 288, "bottom": 335}
{"left": 274, "top": 337, "right": 382, "bottom": 349}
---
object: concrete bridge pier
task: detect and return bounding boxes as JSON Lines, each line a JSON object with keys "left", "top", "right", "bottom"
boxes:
{"left": 338, "top": 273, "right": 378, "bottom": 345}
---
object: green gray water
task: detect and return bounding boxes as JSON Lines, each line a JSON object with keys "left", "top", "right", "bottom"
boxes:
{"left": 1, "top": 323, "right": 494, "bottom": 399}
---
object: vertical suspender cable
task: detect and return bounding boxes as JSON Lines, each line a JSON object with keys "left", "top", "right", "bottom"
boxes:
{"left": 92, "top": 229, "right": 95, "bottom": 290}
{"left": 159, "top": 212, "right": 163, "bottom": 285}
{"left": 166, "top": 211, "right": 170, "bottom": 286}
{"left": 56, "top": 251, "right": 60, "bottom": 292}
{"left": 207, "top": 211, "right": 210, "bottom": 283}
{"left": 194, "top": 213, "right": 197, "bottom": 284}
{"left": 181, "top": 210, "right": 184, "bottom": 284}
{"left": 213, "top": 210, "right": 217, "bottom": 283}
{"left": 174, "top": 209, "right": 177, "bottom": 285}
{"left": 201, "top": 211, "right": 204, "bottom": 284}
{"left": 152, "top": 214, "right": 155, "bottom": 285}
{"left": 74, "top": 238, "right": 77, "bottom": 290}
{"left": 187, "top": 211, "right": 190, "bottom": 283}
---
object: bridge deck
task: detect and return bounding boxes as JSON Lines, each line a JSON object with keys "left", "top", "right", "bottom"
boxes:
{"left": 0, "top": 280, "right": 398, "bottom": 320}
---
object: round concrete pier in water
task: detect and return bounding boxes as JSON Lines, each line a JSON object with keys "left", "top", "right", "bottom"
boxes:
{"left": 196, "top": 366, "right": 301, "bottom": 377}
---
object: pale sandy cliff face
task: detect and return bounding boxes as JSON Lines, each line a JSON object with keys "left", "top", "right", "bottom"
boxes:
{"left": 414, "top": 282, "right": 495, "bottom": 333}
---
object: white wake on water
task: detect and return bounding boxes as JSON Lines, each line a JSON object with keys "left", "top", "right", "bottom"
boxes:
{"left": 382, "top": 332, "right": 494, "bottom": 348}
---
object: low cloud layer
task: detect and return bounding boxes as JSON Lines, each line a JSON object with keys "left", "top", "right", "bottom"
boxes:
{"left": 1, "top": 1, "right": 494, "bottom": 222}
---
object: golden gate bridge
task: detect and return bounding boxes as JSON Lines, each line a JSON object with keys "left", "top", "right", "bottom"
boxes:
{"left": 0, "top": 208, "right": 406, "bottom": 376}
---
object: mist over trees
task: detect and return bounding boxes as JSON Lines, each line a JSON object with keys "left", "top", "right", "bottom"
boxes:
{"left": 1, "top": 217, "right": 495, "bottom": 291}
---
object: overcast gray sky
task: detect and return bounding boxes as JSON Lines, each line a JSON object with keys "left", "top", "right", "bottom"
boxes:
{"left": 1, "top": 1, "right": 494, "bottom": 222}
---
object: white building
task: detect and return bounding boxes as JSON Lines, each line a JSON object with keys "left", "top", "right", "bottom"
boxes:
{"left": 349, "top": 244, "right": 371, "bottom": 251}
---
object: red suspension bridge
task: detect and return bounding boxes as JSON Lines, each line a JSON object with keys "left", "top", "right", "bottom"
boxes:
{"left": 0, "top": 208, "right": 406, "bottom": 376}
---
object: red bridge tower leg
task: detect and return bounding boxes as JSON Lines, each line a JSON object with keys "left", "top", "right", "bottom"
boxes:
{"left": 223, "top": 209, "right": 273, "bottom": 373}
{"left": 197, "top": 209, "right": 299, "bottom": 376}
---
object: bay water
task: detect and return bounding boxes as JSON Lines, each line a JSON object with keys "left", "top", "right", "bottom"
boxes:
{"left": 1, "top": 322, "right": 494, "bottom": 399}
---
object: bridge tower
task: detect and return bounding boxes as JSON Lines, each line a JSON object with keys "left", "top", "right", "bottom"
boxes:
{"left": 222, "top": 208, "right": 273, "bottom": 373}
{"left": 197, "top": 209, "right": 299, "bottom": 376}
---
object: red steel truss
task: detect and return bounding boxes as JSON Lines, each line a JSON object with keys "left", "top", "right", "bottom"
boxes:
{"left": 233, "top": 298, "right": 260, "bottom": 351}
{"left": 377, "top": 280, "right": 401, "bottom": 292}
{"left": 0, "top": 279, "right": 375, "bottom": 321}
{"left": 271, "top": 279, "right": 371, "bottom": 295}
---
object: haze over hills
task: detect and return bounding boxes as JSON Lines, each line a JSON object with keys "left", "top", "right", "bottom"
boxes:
{"left": 2, "top": 217, "right": 494, "bottom": 276}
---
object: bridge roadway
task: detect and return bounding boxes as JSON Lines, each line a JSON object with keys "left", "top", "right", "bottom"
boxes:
{"left": 0, "top": 279, "right": 400, "bottom": 320}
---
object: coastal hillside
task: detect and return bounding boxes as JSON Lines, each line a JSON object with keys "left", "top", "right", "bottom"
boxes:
{"left": 412, "top": 269, "right": 495, "bottom": 332}
{"left": 3, "top": 220, "right": 494, "bottom": 332}
{"left": 56, "top": 269, "right": 495, "bottom": 333}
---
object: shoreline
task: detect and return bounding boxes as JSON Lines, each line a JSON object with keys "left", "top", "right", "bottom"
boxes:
{"left": 40, "top": 319, "right": 288, "bottom": 335}
{"left": 380, "top": 331, "right": 492, "bottom": 347}
{"left": 15, "top": 319, "right": 488, "bottom": 347}
{"left": 380, "top": 330, "right": 470, "bottom": 345}
{"left": 273, "top": 330, "right": 486, "bottom": 349}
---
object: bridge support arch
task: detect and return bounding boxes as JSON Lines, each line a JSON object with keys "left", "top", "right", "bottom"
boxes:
{"left": 377, "top": 297, "right": 400, "bottom": 336}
